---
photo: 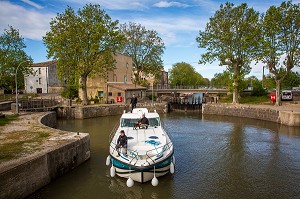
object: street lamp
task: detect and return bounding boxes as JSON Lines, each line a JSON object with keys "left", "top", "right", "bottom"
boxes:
{"left": 148, "top": 74, "right": 155, "bottom": 106}
{"left": 15, "top": 60, "right": 28, "bottom": 114}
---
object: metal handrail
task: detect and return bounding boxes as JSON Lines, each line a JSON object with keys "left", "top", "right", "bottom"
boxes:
{"left": 145, "top": 141, "right": 173, "bottom": 165}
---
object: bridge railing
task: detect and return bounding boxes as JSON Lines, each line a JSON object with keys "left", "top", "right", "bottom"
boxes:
{"left": 148, "top": 84, "right": 228, "bottom": 90}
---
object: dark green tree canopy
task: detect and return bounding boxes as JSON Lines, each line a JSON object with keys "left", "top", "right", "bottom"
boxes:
{"left": 43, "top": 4, "right": 124, "bottom": 104}
{"left": 120, "top": 22, "right": 165, "bottom": 84}
{"left": 169, "top": 62, "right": 207, "bottom": 86}
{"left": 0, "top": 25, "right": 32, "bottom": 90}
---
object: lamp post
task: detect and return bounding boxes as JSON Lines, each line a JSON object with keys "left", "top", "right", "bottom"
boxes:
{"left": 15, "top": 60, "right": 27, "bottom": 114}
{"left": 148, "top": 74, "right": 155, "bottom": 106}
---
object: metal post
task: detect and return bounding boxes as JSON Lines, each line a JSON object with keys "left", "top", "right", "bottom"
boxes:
{"left": 151, "top": 82, "right": 154, "bottom": 105}
{"left": 15, "top": 60, "right": 27, "bottom": 114}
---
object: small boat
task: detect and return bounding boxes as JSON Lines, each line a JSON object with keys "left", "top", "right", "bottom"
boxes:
{"left": 106, "top": 108, "right": 175, "bottom": 187}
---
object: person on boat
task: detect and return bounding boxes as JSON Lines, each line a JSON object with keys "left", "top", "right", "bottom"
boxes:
{"left": 130, "top": 94, "right": 137, "bottom": 112}
{"left": 137, "top": 113, "right": 149, "bottom": 129}
{"left": 116, "top": 130, "right": 127, "bottom": 156}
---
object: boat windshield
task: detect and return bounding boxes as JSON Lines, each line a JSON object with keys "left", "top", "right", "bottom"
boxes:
{"left": 120, "top": 117, "right": 161, "bottom": 127}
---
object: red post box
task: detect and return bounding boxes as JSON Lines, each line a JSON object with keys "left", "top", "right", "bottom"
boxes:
{"left": 116, "top": 96, "right": 122, "bottom": 102}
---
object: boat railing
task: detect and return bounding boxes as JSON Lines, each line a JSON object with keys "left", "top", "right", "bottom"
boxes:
{"left": 109, "top": 121, "right": 120, "bottom": 143}
{"left": 145, "top": 141, "right": 173, "bottom": 165}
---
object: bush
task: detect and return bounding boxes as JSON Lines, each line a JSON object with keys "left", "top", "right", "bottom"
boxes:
{"left": 148, "top": 94, "right": 157, "bottom": 101}
{"left": 61, "top": 86, "right": 78, "bottom": 99}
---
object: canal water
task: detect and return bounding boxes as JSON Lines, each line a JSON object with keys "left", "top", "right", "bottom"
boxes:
{"left": 28, "top": 112, "right": 300, "bottom": 199}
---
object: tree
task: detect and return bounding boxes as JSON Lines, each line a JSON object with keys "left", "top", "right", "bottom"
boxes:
{"left": 120, "top": 22, "right": 165, "bottom": 84}
{"left": 43, "top": 4, "right": 124, "bottom": 105}
{"left": 211, "top": 71, "right": 232, "bottom": 88}
{"left": 169, "top": 62, "right": 206, "bottom": 86}
{"left": 0, "top": 25, "right": 32, "bottom": 90}
{"left": 196, "top": 3, "right": 260, "bottom": 104}
{"left": 282, "top": 71, "right": 300, "bottom": 89}
{"left": 258, "top": 1, "right": 300, "bottom": 105}
{"left": 245, "top": 76, "right": 266, "bottom": 96}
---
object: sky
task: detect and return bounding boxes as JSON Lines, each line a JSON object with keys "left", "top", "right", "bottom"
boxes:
{"left": 1, "top": 0, "right": 298, "bottom": 80}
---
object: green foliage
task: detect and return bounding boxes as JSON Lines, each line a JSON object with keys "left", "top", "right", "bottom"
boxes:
{"left": 120, "top": 22, "right": 165, "bottom": 83}
{"left": 61, "top": 85, "right": 78, "bottom": 99}
{"left": 196, "top": 2, "right": 260, "bottom": 103}
{"left": 169, "top": 62, "right": 207, "bottom": 86}
{"left": 211, "top": 71, "right": 232, "bottom": 88}
{"left": 43, "top": 4, "right": 124, "bottom": 105}
{"left": 258, "top": 1, "right": 300, "bottom": 105}
{"left": 38, "top": 133, "right": 49, "bottom": 138}
{"left": 282, "top": 71, "right": 300, "bottom": 90}
{"left": 244, "top": 76, "right": 267, "bottom": 96}
{"left": 239, "top": 95, "right": 269, "bottom": 104}
{"left": 0, "top": 26, "right": 33, "bottom": 90}
{"left": 219, "top": 93, "right": 269, "bottom": 104}
{"left": 0, "top": 114, "right": 18, "bottom": 126}
{"left": 148, "top": 94, "right": 157, "bottom": 101}
{"left": 263, "top": 70, "right": 300, "bottom": 90}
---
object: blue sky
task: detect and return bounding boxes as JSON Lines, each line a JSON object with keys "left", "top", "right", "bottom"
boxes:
{"left": 1, "top": 0, "right": 297, "bottom": 79}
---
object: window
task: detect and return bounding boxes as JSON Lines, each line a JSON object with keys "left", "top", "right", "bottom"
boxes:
{"left": 98, "top": 91, "right": 104, "bottom": 97}
{"left": 117, "top": 92, "right": 121, "bottom": 96}
{"left": 124, "top": 75, "right": 127, "bottom": 83}
{"left": 38, "top": 68, "right": 41, "bottom": 74}
{"left": 108, "top": 92, "right": 112, "bottom": 96}
{"left": 39, "top": 78, "right": 42, "bottom": 84}
{"left": 126, "top": 63, "right": 128, "bottom": 69}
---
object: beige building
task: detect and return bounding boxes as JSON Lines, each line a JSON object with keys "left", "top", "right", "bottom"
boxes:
{"left": 81, "top": 53, "right": 146, "bottom": 104}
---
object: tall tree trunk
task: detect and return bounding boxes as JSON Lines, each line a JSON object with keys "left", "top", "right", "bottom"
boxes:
{"left": 275, "top": 79, "right": 281, "bottom": 106}
{"left": 232, "top": 79, "right": 239, "bottom": 104}
{"left": 80, "top": 75, "right": 88, "bottom": 105}
{"left": 232, "top": 64, "right": 239, "bottom": 104}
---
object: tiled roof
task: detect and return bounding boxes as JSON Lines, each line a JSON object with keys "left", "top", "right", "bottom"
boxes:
{"left": 108, "top": 83, "right": 146, "bottom": 91}
{"left": 32, "top": 60, "right": 57, "bottom": 67}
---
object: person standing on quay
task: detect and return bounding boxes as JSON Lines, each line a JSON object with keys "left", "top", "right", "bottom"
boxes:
{"left": 130, "top": 94, "right": 137, "bottom": 112}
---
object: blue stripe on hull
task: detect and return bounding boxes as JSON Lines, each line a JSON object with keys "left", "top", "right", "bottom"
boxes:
{"left": 111, "top": 153, "right": 173, "bottom": 172}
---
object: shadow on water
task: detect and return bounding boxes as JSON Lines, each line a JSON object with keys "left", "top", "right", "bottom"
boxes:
{"left": 27, "top": 112, "right": 300, "bottom": 199}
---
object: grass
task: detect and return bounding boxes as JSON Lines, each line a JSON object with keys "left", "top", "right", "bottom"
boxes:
{"left": 0, "top": 131, "right": 50, "bottom": 162}
{"left": 219, "top": 94, "right": 270, "bottom": 104}
{"left": 0, "top": 114, "right": 18, "bottom": 126}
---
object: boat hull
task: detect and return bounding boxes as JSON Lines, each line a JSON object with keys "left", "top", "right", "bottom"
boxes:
{"left": 111, "top": 153, "right": 174, "bottom": 183}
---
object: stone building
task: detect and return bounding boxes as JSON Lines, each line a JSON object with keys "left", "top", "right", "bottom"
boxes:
{"left": 79, "top": 53, "right": 146, "bottom": 104}
{"left": 24, "top": 60, "right": 63, "bottom": 94}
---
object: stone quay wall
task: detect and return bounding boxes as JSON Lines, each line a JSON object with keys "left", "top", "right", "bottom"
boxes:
{"left": 56, "top": 103, "right": 168, "bottom": 119}
{"left": 0, "top": 112, "right": 90, "bottom": 199}
{"left": 0, "top": 101, "right": 12, "bottom": 111}
{"left": 202, "top": 104, "right": 280, "bottom": 123}
{"left": 202, "top": 104, "right": 300, "bottom": 126}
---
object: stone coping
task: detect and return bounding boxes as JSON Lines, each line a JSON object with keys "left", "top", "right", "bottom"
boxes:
{"left": 0, "top": 112, "right": 88, "bottom": 174}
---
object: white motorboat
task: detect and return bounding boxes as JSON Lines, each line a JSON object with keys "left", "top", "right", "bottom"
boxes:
{"left": 106, "top": 108, "right": 175, "bottom": 187}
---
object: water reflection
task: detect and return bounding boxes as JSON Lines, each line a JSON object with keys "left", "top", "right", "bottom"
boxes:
{"left": 27, "top": 112, "right": 300, "bottom": 199}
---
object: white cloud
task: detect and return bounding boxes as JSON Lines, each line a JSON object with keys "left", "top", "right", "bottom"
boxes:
{"left": 63, "top": 0, "right": 149, "bottom": 10}
{"left": 125, "top": 15, "right": 207, "bottom": 47}
{"left": 0, "top": 1, "right": 54, "bottom": 40}
{"left": 21, "top": 0, "right": 43, "bottom": 9}
{"left": 153, "top": 1, "right": 189, "bottom": 8}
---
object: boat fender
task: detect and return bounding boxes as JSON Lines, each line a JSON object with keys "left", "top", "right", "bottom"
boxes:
{"left": 151, "top": 176, "right": 159, "bottom": 186}
{"left": 172, "top": 156, "right": 175, "bottom": 165}
{"left": 106, "top": 156, "right": 111, "bottom": 166}
{"left": 110, "top": 166, "right": 115, "bottom": 177}
{"left": 170, "top": 162, "right": 175, "bottom": 174}
{"left": 126, "top": 177, "right": 134, "bottom": 187}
